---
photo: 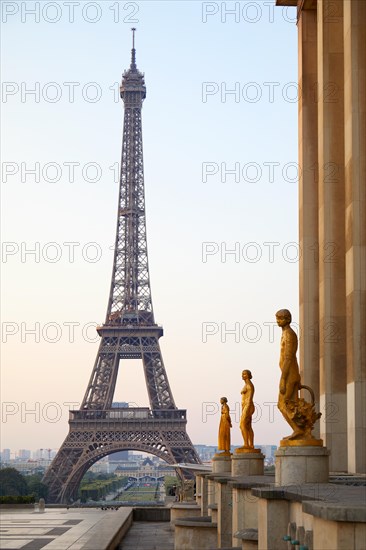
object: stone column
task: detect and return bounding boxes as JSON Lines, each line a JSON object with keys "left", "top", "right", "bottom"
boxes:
{"left": 257, "top": 497, "right": 289, "bottom": 550}
{"left": 217, "top": 479, "right": 232, "bottom": 548}
{"left": 317, "top": 0, "right": 347, "bottom": 471}
{"left": 195, "top": 475, "right": 202, "bottom": 507}
{"left": 343, "top": 0, "right": 366, "bottom": 474}
{"left": 201, "top": 475, "right": 209, "bottom": 516}
{"left": 231, "top": 483, "right": 259, "bottom": 547}
{"left": 207, "top": 477, "right": 217, "bottom": 518}
{"left": 298, "top": 3, "right": 320, "bottom": 435}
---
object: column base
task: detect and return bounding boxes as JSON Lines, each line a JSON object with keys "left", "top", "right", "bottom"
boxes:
{"left": 275, "top": 445, "right": 330, "bottom": 485}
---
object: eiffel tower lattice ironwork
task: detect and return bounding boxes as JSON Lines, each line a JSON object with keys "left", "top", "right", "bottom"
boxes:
{"left": 43, "top": 30, "right": 201, "bottom": 504}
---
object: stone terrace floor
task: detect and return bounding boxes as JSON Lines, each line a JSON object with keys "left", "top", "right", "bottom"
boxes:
{"left": 119, "top": 521, "right": 174, "bottom": 550}
{"left": 0, "top": 507, "right": 132, "bottom": 549}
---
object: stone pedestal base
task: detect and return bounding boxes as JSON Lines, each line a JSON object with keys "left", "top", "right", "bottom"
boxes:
{"left": 275, "top": 445, "right": 330, "bottom": 485}
{"left": 174, "top": 516, "right": 217, "bottom": 550}
{"left": 231, "top": 451, "right": 265, "bottom": 476}
{"left": 170, "top": 502, "right": 201, "bottom": 530}
{"left": 212, "top": 452, "right": 232, "bottom": 473}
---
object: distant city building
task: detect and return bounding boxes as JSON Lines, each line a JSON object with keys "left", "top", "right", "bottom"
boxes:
{"left": 114, "top": 455, "right": 175, "bottom": 481}
{"left": 18, "top": 449, "right": 31, "bottom": 460}
{"left": 130, "top": 454, "right": 143, "bottom": 462}
{"left": 1, "top": 449, "right": 11, "bottom": 462}
{"left": 258, "top": 445, "right": 277, "bottom": 465}
{"left": 89, "top": 457, "right": 110, "bottom": 475}
{"left": 9, "top": 460, "right": 49, "bottom": 475}
{"left": 194, "top": 445, "right": 217, "bottom": 461}
{"left": 108, "top": 450, "right": 129, "bottom": 462}
{"left": 258, "top": 445, "right": 277, "bottom": 459}
{"left": 193, "top": 444, "right": 277, "bottom": 464}
{"left": 33, "top": 449, "right": 57, "bottom": 460}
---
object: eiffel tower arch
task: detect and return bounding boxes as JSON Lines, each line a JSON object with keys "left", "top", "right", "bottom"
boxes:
{"left": 43, "top": 30, "right": 201, "bottom": 504}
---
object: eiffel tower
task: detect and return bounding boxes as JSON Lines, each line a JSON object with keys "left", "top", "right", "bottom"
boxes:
{"left": 43, "top": 30, "right": 201, "bottom": 504}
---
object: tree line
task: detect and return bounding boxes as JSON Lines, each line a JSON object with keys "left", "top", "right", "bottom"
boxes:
{"left": 0, "top": 468, "right": 48, "bottom": 503}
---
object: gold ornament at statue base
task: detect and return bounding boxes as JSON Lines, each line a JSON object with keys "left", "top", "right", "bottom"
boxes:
{"left": 280, "top": 438, "right": 323, "bottom": 447}
{"left": 235, "top": 446, "right": 261, "bottom": 454}
{"left": 215, "top": 450, "right": 232, "bottom": 457}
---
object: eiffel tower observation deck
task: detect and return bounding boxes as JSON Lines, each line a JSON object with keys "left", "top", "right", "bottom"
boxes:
{"left": 43, "top": 30, "right": 201, "bottom": 504}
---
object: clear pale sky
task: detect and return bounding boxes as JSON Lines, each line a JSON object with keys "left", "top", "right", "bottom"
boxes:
{"left": 1, "top": 0, "right": 301, "bottom": 456}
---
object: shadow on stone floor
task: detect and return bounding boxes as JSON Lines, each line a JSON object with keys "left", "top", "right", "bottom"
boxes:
{"left": 119, "top": 521, "right": 174, "bottom": 550}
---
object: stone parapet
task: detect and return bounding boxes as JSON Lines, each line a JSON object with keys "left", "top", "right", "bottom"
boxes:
{"left": 252, "top": 482, "right": 366, "bottom": 549}
{"left": 302, "top": 500, "right": 366, "bottom": 523}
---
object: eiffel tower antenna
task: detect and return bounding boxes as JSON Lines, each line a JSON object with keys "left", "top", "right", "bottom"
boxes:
{"left": 43, "top": 34, "right": 201, "bottom": 504}
{"left": 131, "top": 27, "right": 136, "bottom": 69}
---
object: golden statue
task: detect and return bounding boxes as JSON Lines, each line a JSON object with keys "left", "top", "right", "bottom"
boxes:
{"left": 276, "top": 309, "right": 321, "bottom": 445}
{"left": 217, "top": 397, "right": 232, "bottom": 454}
{"left": 240, "top": 370, "right": 255, "bottom": 449}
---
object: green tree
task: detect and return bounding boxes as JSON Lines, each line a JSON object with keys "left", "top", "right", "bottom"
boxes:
{"left": 0, "top": 468, "right": 28, "bottom": 496}
{"left": 26, "top": 474, "right": 48, "bottom": 499}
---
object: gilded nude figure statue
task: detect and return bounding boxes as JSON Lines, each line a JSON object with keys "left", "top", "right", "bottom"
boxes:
{"left": 240, "top": 370, "right": 255, "bottom": 449}
{"left": 276, "top": 309, "right": 321, "bottom": 443}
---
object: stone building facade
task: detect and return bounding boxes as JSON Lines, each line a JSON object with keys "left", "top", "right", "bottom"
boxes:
{"left": 278, "top": 0, "right": 365, "bottom": 473}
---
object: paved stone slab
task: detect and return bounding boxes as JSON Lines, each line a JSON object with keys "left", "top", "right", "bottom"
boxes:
{"left": 119, "top": 521, "right": 174, "bottom": 550}
{"left": 0, "top": 508, "right": 133, "bottom": 550}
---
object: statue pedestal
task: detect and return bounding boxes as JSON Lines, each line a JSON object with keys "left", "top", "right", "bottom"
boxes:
{"left": 212, "top": 452, "right": 232, "bottom": 474}
{"left": 231, "top": 449, "right": 264, "bottom": 476}
{"left": 275, "top": 443, "right": 330, "bottom": 485}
